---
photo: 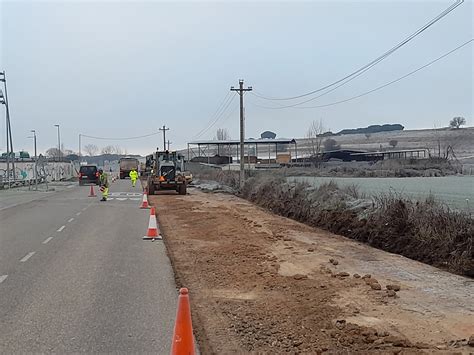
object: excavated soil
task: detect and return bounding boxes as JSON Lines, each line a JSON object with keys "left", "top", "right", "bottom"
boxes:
{"left": 149, "top": 189, "right": 473, "bottom": 354}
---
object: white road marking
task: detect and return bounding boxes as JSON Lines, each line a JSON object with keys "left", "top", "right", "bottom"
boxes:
{"left": 0, "top": 275, "right": 8, "bottom": 284}
{"left": 68, "top": 218, "right": 74, "bottom": 223}
{"left": 82, "top": 207, "right": 88, "bottom": 211}
{"left": 76, "top": 212, "right": 81, "bottom": 216}
{"left": 116, "top": 198, "right": 127, "bottom": 201}
{"left": 20, "top": 252, "right": 36, "bottom": 263}
{"left": 67, "top": 185, "right": 75, "bottom": 189}
{"left": 42, "top": 236, "right": 54, "bottom": 244}
{"left": 110, "top": 192, "right": 142, "bottom": 197}
{"left": 57, "top": 225, "right": 66, "bottom": 232}
{"left": 108, "top": 197, "right": 114, "bottom": 200}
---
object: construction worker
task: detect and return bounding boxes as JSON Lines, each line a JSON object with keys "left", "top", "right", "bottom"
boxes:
{"left": 129, "top": 168, "right": 139, "bottom": 187}
{"left": 98, "top": 168, "right": 109, "bottom": 201}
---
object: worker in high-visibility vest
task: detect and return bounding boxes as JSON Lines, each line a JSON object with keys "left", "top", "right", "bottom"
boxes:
{"left": 129, "top": 168, "right": 139, "bottom": 187}
{"left": 98, "top": 169, "right": 109, "bottom": 201}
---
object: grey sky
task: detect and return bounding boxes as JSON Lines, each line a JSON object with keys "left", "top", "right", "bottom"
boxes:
{"left": 1, "top": 0, "right": 472, "bottom": 156}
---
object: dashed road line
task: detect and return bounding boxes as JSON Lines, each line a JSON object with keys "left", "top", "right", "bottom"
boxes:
{"left": 68, "top": 218, "right": 74, "bottom": 223}
{"left": 42, "top": 236, "right": 54, "bottom": 244}
{"left": 0, "top": 275, "right": 8, "bottom": 284}
{"left": 20, "top": 252, "right": 36, "bottom": 263}
{"left": 82, "top": 207, "right": 88, "bottom": 211}
{"left": 57, "top": 225, "right": 66, "bottom": 232}
{"left": 76, "top": 212, "right": 81, "bottom": 216}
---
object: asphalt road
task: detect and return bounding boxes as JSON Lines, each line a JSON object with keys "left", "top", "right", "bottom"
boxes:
{"left": 0, "top": 179, "right": 177, "bottom": 353}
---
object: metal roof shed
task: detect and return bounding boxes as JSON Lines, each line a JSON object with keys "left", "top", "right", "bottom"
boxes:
{"left": 187, "top": 138, "right": 297, "bottom": 162}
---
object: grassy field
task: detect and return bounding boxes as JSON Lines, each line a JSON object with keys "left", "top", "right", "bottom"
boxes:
{"left": 290, "top": 176, "right": 474, "bottom": 213}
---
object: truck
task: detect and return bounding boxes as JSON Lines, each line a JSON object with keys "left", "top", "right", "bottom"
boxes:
{"left": 119, "top": 157, "right": 139, "bottom": 179}
{"left": 146, "top": 150, "right": 187, "bottom": 195}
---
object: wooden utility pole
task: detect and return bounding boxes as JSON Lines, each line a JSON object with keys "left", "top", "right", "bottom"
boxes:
{"left": 230, "top": 79, "right": 252, "bottom": 188}
{"left": 159, "top": 125, "right": 169, "bottom": 151}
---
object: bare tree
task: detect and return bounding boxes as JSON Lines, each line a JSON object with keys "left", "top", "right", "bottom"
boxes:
{"left": 306, "top": 119, "right": 324, "bottom": 157}
{"left": 215, "top": 128, "right": 230, "bottom": 140}
{"left": 45, "top": 147, "right": 61, "bottom": 159}
{"left": 215, "top": 128, "right": 231, "bottom": 156}
{"left": 323, "top": 138, "right": 340, "bottom": 151}
{"left": 101, "top": 145, "right": 115, "bottom": 155}
{"left": 432, "top": 124, "right": 461, "bottom": 159}
{"left": 449, "top": 116, "right": 466, "bottom": 129}
{"left": 83, "top": 144, "right": 98, "bottom": 156}
{"left": 389, "top": 139, "right": 398, "bottom": 148}
{"left": 114, "top": 146, "right": 123, "bottom": 155}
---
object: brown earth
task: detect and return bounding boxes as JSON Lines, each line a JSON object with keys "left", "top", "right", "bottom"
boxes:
{"left": 149, "top": 189, "right": 474, "bottom": 354}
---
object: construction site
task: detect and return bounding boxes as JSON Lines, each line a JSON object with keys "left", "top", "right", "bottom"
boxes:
{"left": 1, "top": 0, "right": 473, "bottom": 354}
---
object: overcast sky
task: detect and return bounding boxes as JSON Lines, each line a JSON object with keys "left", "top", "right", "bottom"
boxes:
{"left": 1, "top": 0, "right": 472, "bottom": 156}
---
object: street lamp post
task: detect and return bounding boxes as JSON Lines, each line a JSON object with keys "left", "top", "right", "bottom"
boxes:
{"left": 29, "top": 130, "right": 38, "bottom": 190}
{"left": 30, "top": 130, "right": 37, "bottom": 161}
{"left": 54, "top": 124, "right": 61, "bottom": 162}
{"left": 78, "top": 133, "right": 82, "bottom": 162}
{"left": 0, "top": 88, "right": 7, "bottom": 187}
{"left": 1, "top": 71, "right": 15, "bottom": 187}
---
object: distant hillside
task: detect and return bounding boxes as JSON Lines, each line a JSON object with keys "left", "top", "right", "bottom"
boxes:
{"left": 298, "top": 127, "right": 474, "bottom": 159}
{"left": 337, "top": 124, "right": 404, "bottom": 135}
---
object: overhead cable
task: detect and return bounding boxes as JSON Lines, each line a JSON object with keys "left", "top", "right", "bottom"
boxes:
{"left": 249, "top": 39, "right": 473, "bottom": 110}
{"left": 252, "top": 0, "right": 464, "bottom": 102}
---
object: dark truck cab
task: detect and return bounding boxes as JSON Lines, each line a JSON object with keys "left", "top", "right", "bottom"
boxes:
{"left": 119, "top": 158, "right": 139, "bottom": 179}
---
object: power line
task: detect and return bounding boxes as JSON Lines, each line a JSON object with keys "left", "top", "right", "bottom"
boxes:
{"left": 252, "top": 0, "right": 464, "bottom": 102}
{"left": 220, "top": 101, "right": 240, "bottom": 125}
{"left": 81, "top": 131, "right": 160, "bottom": 140}
{"left": 191, "top": 91, "right": 233, "bottom": 139}
{"left": 193, "top": 93, "right": 237, "bottom": 139}
{"left": 194, "top": 92, "right": 236, "bottom": 139}
{"left": 195, "top": 93, "right": 236, "bottom": 139}
{"left": 194, "top": 91, "right": 232, "bottom": 135}
{"left": 250, "top": 39, "right": 472, "bottom": 110}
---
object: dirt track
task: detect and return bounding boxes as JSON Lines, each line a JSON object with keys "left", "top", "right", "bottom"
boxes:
{"left": 149, "top": 189, "right": 473, "bottom": 353}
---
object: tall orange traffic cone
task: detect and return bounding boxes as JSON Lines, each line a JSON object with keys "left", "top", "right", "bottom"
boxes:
{"left": 143, "top": 213, "right": 161, "bottom": 241}
{"left": 171, "top": 288, "right": 195, "bottom": 355}
{"left": 88, "top": 185, "right": 96, "bottom": 197}
{"left": 140, "top": 192, "right": 149, "bottom": 209}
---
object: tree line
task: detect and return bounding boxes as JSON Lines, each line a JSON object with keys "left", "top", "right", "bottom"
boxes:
{"left": 45, "top": 144, "right": 128, "bottom": 159}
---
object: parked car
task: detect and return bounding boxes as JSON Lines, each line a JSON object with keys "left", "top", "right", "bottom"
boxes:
{"left": 78, "top": 165, "right": 99, "bottom": 185}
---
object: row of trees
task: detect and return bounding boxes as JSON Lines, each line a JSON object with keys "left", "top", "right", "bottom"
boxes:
{"left": 44, "top": 144, "right": 128, "bottom": 158}
{"left": 82, "top": 144, "right": 128, "bottom": 156}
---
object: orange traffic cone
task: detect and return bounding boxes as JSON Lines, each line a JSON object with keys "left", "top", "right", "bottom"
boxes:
{"left": 171, "top": 288, "right": 195, "bottom": 355}
{"left": 143, "top": 213, "right": 161, "bottom": 241}
{"left": 88, "top": 185, "right": 96, "bottom": 197}
{"left": 140, "top": 192, "right": 149, "bottom": 209}
{"left": 150, "top": 206, "right": 156, "bottom": 216}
